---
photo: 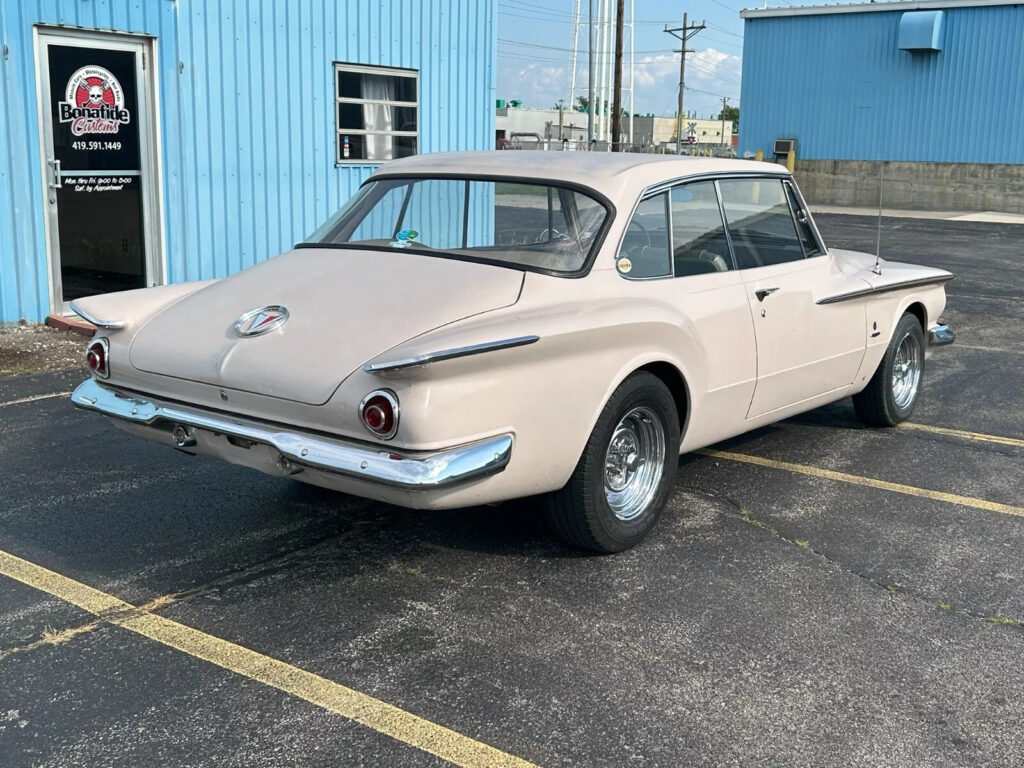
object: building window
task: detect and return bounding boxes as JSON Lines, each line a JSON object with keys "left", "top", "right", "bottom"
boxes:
{"left": 334, "top": 63, "right": 418, "bottom": 163}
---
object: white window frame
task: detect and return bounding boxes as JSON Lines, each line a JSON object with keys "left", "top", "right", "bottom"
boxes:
{"left": 334, "top": 62, "right": 419, "bottom": 164}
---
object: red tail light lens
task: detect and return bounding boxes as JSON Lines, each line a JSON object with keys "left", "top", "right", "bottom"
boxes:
{"left": 86, "top": 339, "right": 109, "bottom": 379}
{"left": 359, "top": 389, "right": 399, "bottom": 439}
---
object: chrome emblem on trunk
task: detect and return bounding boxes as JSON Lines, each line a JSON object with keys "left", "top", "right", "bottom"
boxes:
{"left": 234, "top": 306, "right": 289, "bottom": 337}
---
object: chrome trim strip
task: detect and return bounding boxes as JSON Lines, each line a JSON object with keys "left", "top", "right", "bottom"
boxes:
{"left": 928, "top": 323, "right": 956, "bottom": 347}
{"left": 71, "top": 379, "right": 512, "bottom": 490}
{"left": 68, "top": 301, "right": 126, "bottom": 329}
{"left": 364, "top": 335, "right": 540, "bottom": 374}
{"left": 640, "top": 169, "right": 790, "bottom": 199}
{"left": 816, "top": 274, "right": 954, "bottom": 305}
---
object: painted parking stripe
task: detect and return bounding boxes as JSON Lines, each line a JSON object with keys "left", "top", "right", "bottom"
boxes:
{"left": 955, "top": 343, "right": 1024, "bottom": 355}
{"left": 697, "top": 449, "right": 1024, "bottom": 518}
{"left": 899, "top": 422, "right": 1024, "bottom": 448}
{"left": 0, "top": 549, "right": 538, "bottom": 768}
{"left": 0, "top": 391, "right": 72, "bottom": 408}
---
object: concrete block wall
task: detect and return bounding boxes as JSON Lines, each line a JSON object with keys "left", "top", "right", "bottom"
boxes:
{"left": 794, "top": 160, "right": 1024, "bottom": 214}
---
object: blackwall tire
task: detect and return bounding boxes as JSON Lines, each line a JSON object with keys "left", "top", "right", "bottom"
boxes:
{"left": 852, "top": 312, "right": 926, "bottom": 427}
{"left": 545, "top": 371, "right": 680, "bottom": 553}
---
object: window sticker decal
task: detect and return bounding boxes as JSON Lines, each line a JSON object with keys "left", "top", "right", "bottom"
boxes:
{"left": 58, "top": 65, "right": 131, "bottom": 136}
{"left": 390, "top": 228, "right": 420, "bottom": 248}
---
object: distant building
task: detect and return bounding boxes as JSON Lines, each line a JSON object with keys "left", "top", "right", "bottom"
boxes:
{"left": 740, "top": 0, "right": 1024, "bottom": 212}
{"left": 495, "top": 105, "right": 733, "bottom": 150}
{"left": 631, "top": 117, "right": 734, "bottom": 151}
{"left": 495, "top": 106, "right": 590, "bottom": 147}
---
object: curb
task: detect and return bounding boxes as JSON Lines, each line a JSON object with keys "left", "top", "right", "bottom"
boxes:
{"left": 45, "top": 314, "right": 96, "bottom": 338}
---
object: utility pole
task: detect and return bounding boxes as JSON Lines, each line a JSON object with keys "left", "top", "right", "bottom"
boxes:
{"left": 720, "top": 96, "right": 729, "bottom": 150}
{"left": 665, "top": 13, "right": 705, "bottom": 154}
{"left": 588, "top": 0, "right": 595, "bottom": 145}
{"left": 611, "top": 0, "right": 624, "bottom": 151}
{"left": 557, "top": 99, "right": 565, "bottom": 141}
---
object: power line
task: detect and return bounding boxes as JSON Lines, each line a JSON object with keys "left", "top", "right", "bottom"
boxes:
{"left": 665, "top": 13, "right": 706, "bottom": 151}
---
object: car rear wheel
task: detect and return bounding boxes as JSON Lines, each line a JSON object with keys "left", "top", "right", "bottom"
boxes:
{"left": 545, "top": 371, "right": 680, "bottom": 553}
{"left": 853, "top": 312, "right": 925, "bottom": 426}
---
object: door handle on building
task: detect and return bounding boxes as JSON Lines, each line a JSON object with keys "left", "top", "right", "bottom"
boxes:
{"left": 47, "top": 159, "right": 62, "bottom": 190}
{"left": 755, "top": 286, "right": 779, "bottom": 302}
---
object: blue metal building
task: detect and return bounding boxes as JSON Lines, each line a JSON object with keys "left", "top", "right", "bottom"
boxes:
{"left": 0, "top": 0, "right": 495, "bottom": 325}
{"left": 739, "top": 0, "right": 1024, "bottom": 164}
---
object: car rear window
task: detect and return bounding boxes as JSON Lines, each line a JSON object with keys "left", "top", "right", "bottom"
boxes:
{"left": 305, "top": 177, "right": 611, "bottom": 275}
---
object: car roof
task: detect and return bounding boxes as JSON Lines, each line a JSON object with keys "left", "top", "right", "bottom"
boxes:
{"left": 370, "top": 151, "right": 789, "bottom": 198}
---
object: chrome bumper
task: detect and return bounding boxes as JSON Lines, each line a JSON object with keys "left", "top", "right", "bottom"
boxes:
{"left": 71, "top": 379, "right": 512, "bottom": 490}
{"left": 928, "top": 323, "right": 955, "bottom": 347}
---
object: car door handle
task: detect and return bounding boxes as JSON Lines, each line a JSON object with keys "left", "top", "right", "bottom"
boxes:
{"left": 755, "top": 287, "right": 779, "bottom": 302}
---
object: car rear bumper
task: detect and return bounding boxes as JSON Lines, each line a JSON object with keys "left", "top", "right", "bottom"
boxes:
{"left": 928, "top": 323, "right": 955, "bottom": 347}
{"left": 71, "top": 378, "right": 512, "bottom": 491}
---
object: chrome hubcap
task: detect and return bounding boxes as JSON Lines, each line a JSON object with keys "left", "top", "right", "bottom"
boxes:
{"left": 892, "top": 332, "right": 922, "bottom": 410}
{"left": 604, "top": 406, "right": 666, "bottom": 521}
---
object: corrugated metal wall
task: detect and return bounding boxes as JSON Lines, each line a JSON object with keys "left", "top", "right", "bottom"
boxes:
{"left": 739, "top": 4, "right": 1024, "bottom": 164}
{"left": 0, "top": 0, "right": 496, "bottom": 324}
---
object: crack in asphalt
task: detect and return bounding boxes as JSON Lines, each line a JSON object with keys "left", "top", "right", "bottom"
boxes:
{"left": 683, "top": 486, "right": 1023, "bottom": 632}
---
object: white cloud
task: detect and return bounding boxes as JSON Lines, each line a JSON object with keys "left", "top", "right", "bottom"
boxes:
{"left": 498, "top": 46, "right": 742, "bottom": 116}
{"left": 499, "top": 62, "right": 570, "bottom": 108}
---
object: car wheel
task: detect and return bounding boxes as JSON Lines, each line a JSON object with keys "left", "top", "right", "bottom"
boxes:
{"left": 852, "top": 312, "right": 926, "bottom": 427}
{"left": 546, "top": 371, "right": 680, "bottom": 553}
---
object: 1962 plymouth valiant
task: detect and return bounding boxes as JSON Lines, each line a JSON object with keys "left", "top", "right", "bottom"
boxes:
{"left": 71, "top": 152, "right": 954, "bottom": 552}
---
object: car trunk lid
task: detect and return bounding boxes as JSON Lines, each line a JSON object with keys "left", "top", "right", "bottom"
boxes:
{"left": 129, "top": 247, "right": 524, "bottom": 405}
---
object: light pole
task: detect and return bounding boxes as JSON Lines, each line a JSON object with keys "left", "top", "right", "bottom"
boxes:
{"left": 588, "top": 0, "right": 595, "bottom": 145}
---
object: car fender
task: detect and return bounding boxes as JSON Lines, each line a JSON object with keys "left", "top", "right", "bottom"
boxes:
{"left": 353, "top": 290, "right": 708, "bottom": 493}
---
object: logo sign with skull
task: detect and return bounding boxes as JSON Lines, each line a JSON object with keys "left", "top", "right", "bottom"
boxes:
{"left": 58, "top": 65, "right": 131, "bottom": 137}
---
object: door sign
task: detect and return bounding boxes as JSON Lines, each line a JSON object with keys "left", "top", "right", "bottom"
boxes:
{"left": 58, "top": 65, "right": 131, "bottom": 137}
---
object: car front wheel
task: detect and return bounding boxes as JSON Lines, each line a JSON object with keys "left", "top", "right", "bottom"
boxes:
{"left": 853, "top": 312, "right": 926, "bottom": 426}
{"left": 545, "top": 371, "right": 680, "bottom": 553}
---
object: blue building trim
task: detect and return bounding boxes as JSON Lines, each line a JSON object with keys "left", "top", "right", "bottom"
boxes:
{"left": 0, "top": 0, "right": 496, "bottom": 324}
{"left": 739, "top": 0, "right": 1024, "bottom": 165}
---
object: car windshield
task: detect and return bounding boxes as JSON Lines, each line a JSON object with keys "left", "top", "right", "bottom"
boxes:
{"left": 304, "top": 177, "right": 610, "bottom": 274}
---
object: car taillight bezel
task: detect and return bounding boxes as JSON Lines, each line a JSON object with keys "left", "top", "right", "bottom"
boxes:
{"left": 86, "top": 337, "right": 110, "bottom": 379}
{"left": 358, "top": 389, "right": 399, "bottom": 440}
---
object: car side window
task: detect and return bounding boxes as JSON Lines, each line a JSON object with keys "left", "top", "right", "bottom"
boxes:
{"left": 620, "top": 192, "right": 671, "bottom": 278}
{"left": 784, "top": 181, "right": 822, "bottom": 258}
{"left": 670, "top": 181, "right": 733, "bottom": 276}
{"left": 718, "top": 178, "right": 806, "bottom": 269}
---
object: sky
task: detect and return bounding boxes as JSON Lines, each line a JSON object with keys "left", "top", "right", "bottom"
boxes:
{"left": 496, "top": 0, "right": 749, "bottom": 120}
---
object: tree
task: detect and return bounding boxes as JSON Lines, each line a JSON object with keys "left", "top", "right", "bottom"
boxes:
{"left": 718, "top": 104, "right": 739, "bottom": 128}
{"left": 576, "top": 95, "right": 589, "bottom": 112}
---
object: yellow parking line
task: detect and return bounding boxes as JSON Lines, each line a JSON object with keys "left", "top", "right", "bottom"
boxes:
{"left": 900, "top": 422, "right": 1024, "bottom": 448}
{"left": 0, "top": 549, "right": 537, "bottom": 768}
{"left": 0, "top": 391, "right": 72, "bottom": 408}
{"left": 956, "top": 344, "right": 1024, "bottom": 355}
{"left": 697, "top": 449, "right": 1024, "bottom": 518}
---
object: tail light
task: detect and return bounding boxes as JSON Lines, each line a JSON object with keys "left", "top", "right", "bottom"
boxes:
{"left": 85, "top": 338, "right": 109, "bottom": 379}
{"left": 359, "top": 389, "right": 399, "bottom": 439}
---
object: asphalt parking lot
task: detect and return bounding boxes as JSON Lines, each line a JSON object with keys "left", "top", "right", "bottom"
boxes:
{"left": 1, "top": 213, "right": 1022, "bottom": 767}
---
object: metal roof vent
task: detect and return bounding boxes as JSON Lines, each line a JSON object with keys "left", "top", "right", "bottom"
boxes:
{"left": 898, "top": 10, "right": 944, "bottom": 52}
